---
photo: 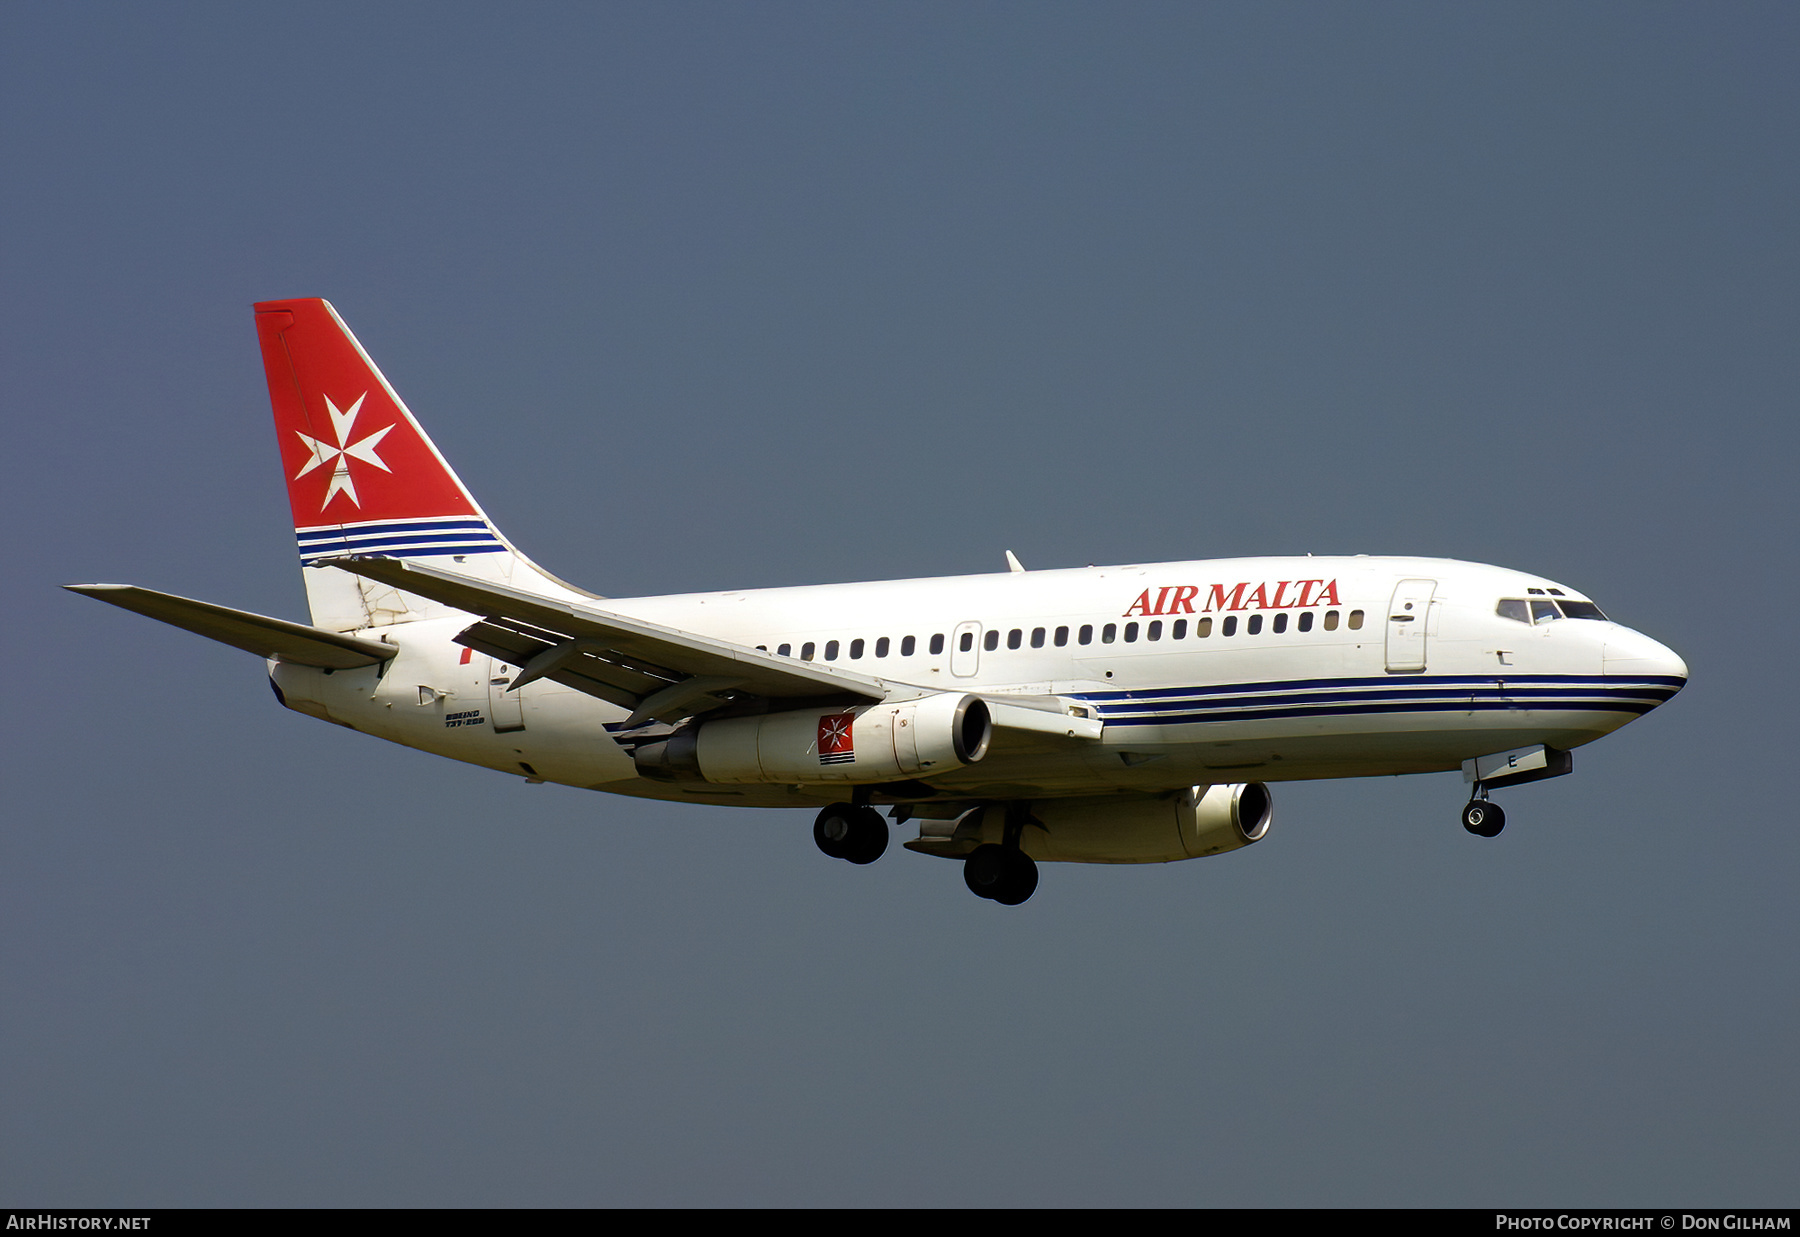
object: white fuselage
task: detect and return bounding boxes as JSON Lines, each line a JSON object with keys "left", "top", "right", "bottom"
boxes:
{"left": 270, "top": 554, "right": 1687, "bottom": 811}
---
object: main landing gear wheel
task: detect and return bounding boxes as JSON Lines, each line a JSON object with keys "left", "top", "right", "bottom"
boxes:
{"left": 814, "top": 804, "right": 889, "bottom": 864}
{"left": 1462, "top": 799, "right": 1506, "bottom": 838}
{"left": 963, "top": 843, "right": 1039, "bottom": 905}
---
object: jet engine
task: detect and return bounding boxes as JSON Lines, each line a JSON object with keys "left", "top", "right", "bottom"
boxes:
{"left": 634, "top": 693, "right": 991, "bottom": 785}
{"left": 922, "top": 783, "right": 1273, "bottom": 864}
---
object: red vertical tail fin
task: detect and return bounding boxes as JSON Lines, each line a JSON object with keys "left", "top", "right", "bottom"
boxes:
{"left": 254, "top": 299, "right": 581, "bottom": 630}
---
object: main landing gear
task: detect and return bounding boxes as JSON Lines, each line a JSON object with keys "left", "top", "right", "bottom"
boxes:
{"left": 963, "top": 844, "right": 1038, "bottom": 905}
{"left": 812, "top": 798, "right": 1041, "bottom": 906}
{"left": 813, "top": 802, "right": 889, "bottom": 865}
{"left": 1461, "top": 789, "right": 1506, "bottom": 838}
{"left": 962, "top": 802, "right": 1039, "bottom": 906}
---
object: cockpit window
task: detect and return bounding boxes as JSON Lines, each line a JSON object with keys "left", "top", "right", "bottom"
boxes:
{"left": 1503, "top": 596, "right": 1608, "bottom": 624}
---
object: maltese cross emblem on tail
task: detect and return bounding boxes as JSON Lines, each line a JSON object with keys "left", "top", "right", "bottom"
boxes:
{"left": 292, "top": 393, "right": 395, "bottom": 510}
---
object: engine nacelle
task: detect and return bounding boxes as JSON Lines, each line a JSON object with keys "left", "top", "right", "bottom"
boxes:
{"left": 927, "top": 783, "right": 1272, "bottom": 864}
{"left": 636, "top": 693, "right": 991, "bottom": 785}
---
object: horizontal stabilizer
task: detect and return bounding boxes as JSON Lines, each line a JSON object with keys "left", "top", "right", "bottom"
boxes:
{"left": 324, "top": 557, "right": 889, "bottom": 718}
{"left": 66, "top": 584, "right": 396, "bottom": 669}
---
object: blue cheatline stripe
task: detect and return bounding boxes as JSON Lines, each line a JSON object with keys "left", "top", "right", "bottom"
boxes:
{"left": 1084, "top": 684, "right": 1680, "bottom": 715}
{"left": 297, "top": 534, "right": 503, "bottom": 551}
{"left": 295, "top": 516, "right": 506, "bottom": 562}
{"left": 1097, "top": 699, "right": 1662, "bottom": 727}
{"left": 302, "top": 530, "right": 505, "bottom": 552}
{"left": 299, "top": 544, "right": 506, "bottom": 563}
{"left": 296, "top": 518, "right": 494, "bottom": 543}
{"left": 300, "top": 544, "right": 507, "bottom": 563}
{"left": 1069, "top": 674, "right": 1682, "bottom": 728}
{"left": 1074, "top": 672, "right": 1687, "bottom": 701}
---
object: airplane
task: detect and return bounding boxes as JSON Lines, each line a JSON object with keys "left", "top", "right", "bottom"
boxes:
{"left": 68, "top": 299, "right": 1689, "bottom": 906}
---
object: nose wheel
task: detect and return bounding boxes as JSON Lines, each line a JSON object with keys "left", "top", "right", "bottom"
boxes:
{"left": 1461, "top": 795, "right": 1505, "bottom": 838}
{"left": 814, "top": 803, "right": 889, "bottom": 864}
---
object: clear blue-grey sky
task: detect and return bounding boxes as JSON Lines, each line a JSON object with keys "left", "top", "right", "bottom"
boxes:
{"left": 4, "top": 1, "right": 1795, "bottom": 1206}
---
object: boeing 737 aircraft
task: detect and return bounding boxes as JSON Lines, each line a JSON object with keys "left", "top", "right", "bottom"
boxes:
{"left": 70, "top": 300, "right": 1689, "bottom": 905}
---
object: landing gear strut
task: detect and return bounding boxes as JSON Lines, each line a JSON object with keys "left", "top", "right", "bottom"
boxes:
{"left": 962, "top": 802, "right": 1039, "bottom": 905}
{"left": 814, "top": 802, "right": 888, "bottom": 865}
{"left": 1461, "top": 788, "right": 1506, "bottom": 838}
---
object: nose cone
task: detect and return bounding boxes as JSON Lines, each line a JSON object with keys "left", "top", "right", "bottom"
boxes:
{"left": 1603, "top": 627, "right": 1688, "bottom": 704}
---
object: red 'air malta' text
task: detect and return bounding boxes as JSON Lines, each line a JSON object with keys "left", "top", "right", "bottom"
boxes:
{"left": 1124, "top": 580, "right": 1342, "bottom": 617}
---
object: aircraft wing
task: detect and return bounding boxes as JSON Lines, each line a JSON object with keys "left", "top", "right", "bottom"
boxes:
{"left": 66, "top": 584, "right": 396, "bottom": 669}
{"left": 325, "top": 557, "right": 891, "bottom": 724}
{"left": 984, "top": 697, "right": 1105, "bottom": 742}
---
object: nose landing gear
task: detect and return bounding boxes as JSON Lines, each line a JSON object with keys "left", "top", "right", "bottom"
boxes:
{"left": 1458, "top": 746, "right": 1575, "bottom": 838}
{"left": 1461, "top": 791, "right": 1506, "bottom": 838}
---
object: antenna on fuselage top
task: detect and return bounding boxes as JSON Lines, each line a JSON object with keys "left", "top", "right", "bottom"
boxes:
{"left": 1005, "top": 550, "right": 1026, "bottom": 573}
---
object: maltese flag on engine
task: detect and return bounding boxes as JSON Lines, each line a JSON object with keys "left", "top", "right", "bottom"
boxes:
{"left": 818, "top": 712, "right": 856, "bottom": 765}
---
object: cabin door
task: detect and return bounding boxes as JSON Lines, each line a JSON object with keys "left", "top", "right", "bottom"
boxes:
{"left": 1385, "top": 579, "right": 1437, "bottom": 673}
{"left": 950, "top": 621, "right": 983, "bottom": 677}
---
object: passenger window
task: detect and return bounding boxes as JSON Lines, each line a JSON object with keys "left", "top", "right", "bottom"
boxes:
{"left": 756, "top": 645, "right": 767, "bottom": 652}
{"left": 825, "top": 640, "right": 840, "bottom": 661}
{"left": 1247, "top": 614, "right": 1263, "bottom": 635}
{"left": 801, "top": 642, "right": 816, "bottom": 660}
{"left": 1054, "top": 626, "right": 1068, "bottom": 647}
{"left": 1273, "top": 613, "right": 1288, "bottom": 634}
{"left": 1171, "top": 619, "right": 1187, "bottom": 639}
{"left": 1348, "top": 610, "right": 1365, "bottom": 630}
{"left": 984, "top": 629, "right": 999, "bottom": 652}
{"left": 960, "top": 632, "right": 974, "bottom": 653}
{"left": 1079, "top": 624, "right": 1093, "bottom": 645}
{"left": 902, "top": 635, "right": 916, "bottom": 656}
{"left": 875, "top": 637, "right": 890, "bottom": 657}
{"left": 1147, "top": 620, "right": 1162, "bottom": 641}
{"left": 1298, "top": 612, "right": 1313, "bottom": 632}
{"left": 1031, "top": 627, "right": 1045, "bottom": 648}
{"left": 777, "top": 643, "right": 792, "bottom": 657}
{"left": 1102, "top": 623, "right": 1117, "bottom": 643}
{"left": 1124, "top": 622, "right": 1138, "bottom": 642}
{"left": 1196, "top": 617, "right": 1212, "bottom": 637}
{"left": 930, "top": 634, "right": 945, "bottom": 655}
{"left": 1222, "top": 616, "right": 1238, "bottom": 637}
{"left": 1531, "top": 600, "right": 1560, "bottom": 624}
{"left": 1007, "top": 628, "right": 1022, "bottom": 650}
{"left": 1323, "top": 610, "right": 1339, "bottom": 631}
{"left": 850, "top": 638, "right": 864, "bottom": 659}
{"left": 1496, "top": 599, "right": 1531, "bottom": 624}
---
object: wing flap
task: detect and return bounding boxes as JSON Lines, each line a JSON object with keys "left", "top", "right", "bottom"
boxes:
{"left": 325, "top": 557, "right": 889, "bottom": 715}
{"left": 67, "top": 584, "right": 395, "bottom": 669}
{"left": 457, "top": 620, "right": 675, "bottom": 712}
